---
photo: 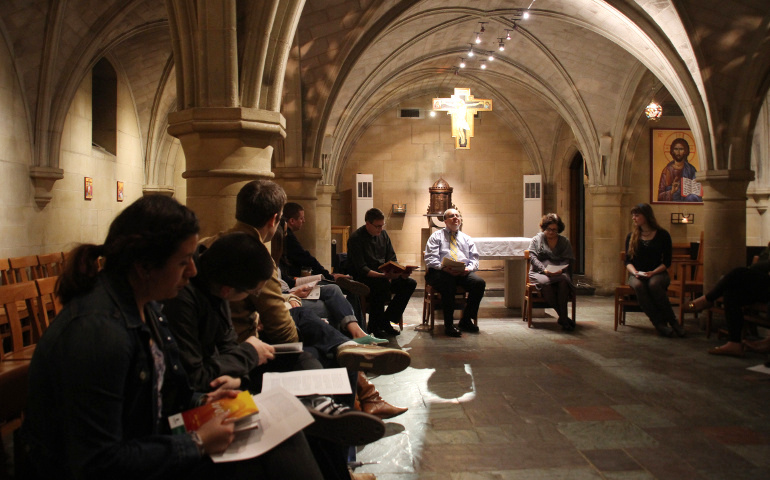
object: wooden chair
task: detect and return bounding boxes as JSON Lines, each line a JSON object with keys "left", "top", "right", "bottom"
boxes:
{"left": 36, "top": 252, "right": 65, "bottom": 278}
{"left": 421, "top": 284, "right": 469, "bottom": 331}
{"left": 8, "top": 255, "right": 39, "bottom": 283}
{"left": 0, "top": 258, "right": 10, "bottom": 285}
{"left": 0, "top": 281, "right": 45, "bottom": 361}
{"left": 35, "top": 276, "right": 62, "bottom": 328}
{"left": 523, "top": 250, "right": 576, "bottom": 328}
{"left": 0, "top": 360, "right": 30, "bottom": 465}
{"left": 669, "top": 232, "right": 704, "bottom": 324}
{"left": 615, "top": 251, "right": 686, "bottom": 330}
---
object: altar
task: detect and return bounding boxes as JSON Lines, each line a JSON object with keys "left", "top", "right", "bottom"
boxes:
{"left": 474, "top": 237, "right": 531, "bottom": 309}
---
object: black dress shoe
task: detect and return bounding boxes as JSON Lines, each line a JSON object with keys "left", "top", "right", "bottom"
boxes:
{"left": 382, "top": 325, "right": 400, "bottom": 336}
{"left": 458, "top": 319, "right": 479, "bottom": 333}
{"left": 444, "top": 326, "right": 462, "bottom": 337}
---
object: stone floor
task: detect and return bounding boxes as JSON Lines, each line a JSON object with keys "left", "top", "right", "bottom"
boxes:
{"left": 354, "top": 292, "right": 770, "bottom": 480}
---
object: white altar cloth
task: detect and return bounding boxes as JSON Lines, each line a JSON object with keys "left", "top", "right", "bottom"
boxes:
{"left": 474, "top": 237, "right": 531, "bottom": 259}
{"left": 474, "top": 237, "right": 531, "bottom": 309}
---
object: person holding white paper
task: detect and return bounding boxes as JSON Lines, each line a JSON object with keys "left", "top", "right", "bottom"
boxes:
{"left": 528, "top": 213, "right": 576, "bottom": 331}
{"left": 20, "top": 196, "right": 324, "bottom": 480}
{"left": 424, "top": 208, "right": 486, "bottom": 337}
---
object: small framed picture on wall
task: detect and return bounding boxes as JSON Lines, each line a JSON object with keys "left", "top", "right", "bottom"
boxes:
{"left": 650, "top": 128, "right": 702, "bottom": 204}
{"left": 84, "top": 177, "right": 93, "bottom": 200}
{"left": 117, "top": 181, "right": 124, "bottom": 202}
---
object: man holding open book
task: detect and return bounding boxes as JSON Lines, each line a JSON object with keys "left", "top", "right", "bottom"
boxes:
{"left": 348, "top": 208, "right": 417, "bottom": 337}
{"left": 424, "top": 208, "right": 486, "bottom": 337}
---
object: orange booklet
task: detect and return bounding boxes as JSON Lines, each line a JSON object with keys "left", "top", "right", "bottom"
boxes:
{"left": 168, "top": 390, "right": 259, "bottom": 434}
{"left": 378, "top": 261, "right": 419, "bottom": 275}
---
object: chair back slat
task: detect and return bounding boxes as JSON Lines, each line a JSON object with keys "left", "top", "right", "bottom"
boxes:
{"left": 36, "top": 252, "right": 65, "bottom": 278}
{"left": 0, "top": 258, "right": 10, "bottom": 285}
{"left": 35, "top": 276, "right": 62, "bottom": 331}
{"left": 0, "top": 281, "right": 42, "bottom": 361}
{"left": 8, "top": 255, "right": 40, "bottom": 283}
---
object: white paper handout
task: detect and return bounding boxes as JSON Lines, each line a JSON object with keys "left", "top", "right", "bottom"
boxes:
{"left": 544, "top": 263, "right": 567, "bottom": 274}
{"left": 210, "top": 387, "right": 313, "bottom": 463}
{"left": 261, "top": 367, "right": 353, "bottom": 396}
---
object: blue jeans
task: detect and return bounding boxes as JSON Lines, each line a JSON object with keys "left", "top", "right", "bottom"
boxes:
{"left": 300, "top": 284, "right": 358, "bottom": 333}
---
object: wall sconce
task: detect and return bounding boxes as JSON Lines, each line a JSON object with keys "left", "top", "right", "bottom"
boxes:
{"left": 671, "top": 212, "right": 694, "bottom": 224}
{"left": 392, "top": 203, "right": 407, "bottom": 214}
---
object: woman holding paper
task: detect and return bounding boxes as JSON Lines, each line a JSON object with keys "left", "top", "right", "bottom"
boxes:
{"left": 528, "top": 213, "right": 576, "bottom": 331}
{"left": 20, "top": 196, "right": 323, "bottom": 480}
{"left": 624, "top": 203, "right": 684, "bottom": 338}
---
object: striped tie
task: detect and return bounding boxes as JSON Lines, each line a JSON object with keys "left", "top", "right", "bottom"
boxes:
{"left": 449, "top": 232, "right": 459, "bottom": 261}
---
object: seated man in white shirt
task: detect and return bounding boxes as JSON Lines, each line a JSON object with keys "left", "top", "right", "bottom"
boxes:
{"left": 423, "top": 208, "right": 486, "bottom": 337}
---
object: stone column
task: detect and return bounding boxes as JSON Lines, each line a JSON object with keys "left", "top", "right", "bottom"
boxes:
{"left": 273, "top": 166, "right": 323, "bottom": 254}
{"left": 585, "top": 186, "right": 628, "bottom": 295}
{"left": 316, "top": 184, "right": 336, "bottom": 272}
{"left": 700, "top": 169, "right": 754, "bottom": 291}
{"left": 167, "top": 107, "right": 285, "bottom": 236}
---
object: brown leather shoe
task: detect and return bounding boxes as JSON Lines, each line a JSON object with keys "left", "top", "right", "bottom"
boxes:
{"left": 362, "top": 399, "right": 408, "bottom": 419}
{"left": 357, "top": 372, "right": 408, "bottom": 419}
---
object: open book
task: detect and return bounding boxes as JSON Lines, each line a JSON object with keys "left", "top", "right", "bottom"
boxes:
{"left": 441, "top": 256, "right": 466, "bottom": 274}
{"left": 293, "top": 274, "right": 322, "bottom": 286}
{"left": 681, "top": 177, "right": 703, "bottom": 197}
{"left": 168, "top": 390, "right": 260, "bottom": 434}
{"left": 378, "top": 261, "right": 419, "bottom": 275}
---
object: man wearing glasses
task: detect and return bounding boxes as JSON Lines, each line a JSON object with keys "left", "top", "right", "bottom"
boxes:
{"left": 424, "top": 208, "right": 485, "bottom": 337}
{"left": 347, "top": 208, "right": 417, "bottom": 338}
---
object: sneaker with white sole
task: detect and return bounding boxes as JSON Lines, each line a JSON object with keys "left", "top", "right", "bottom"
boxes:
{"left": 302, "top": 396, "right": 385, "bottom": 446}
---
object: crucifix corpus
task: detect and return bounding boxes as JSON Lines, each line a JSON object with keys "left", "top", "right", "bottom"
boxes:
{"left": 432, "top": 88, "right": 493, "bottom": 149}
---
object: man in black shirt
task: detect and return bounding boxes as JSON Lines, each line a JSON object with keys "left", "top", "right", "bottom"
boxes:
{"left": 347, "top": 208, "right": 416, "bottom": 337}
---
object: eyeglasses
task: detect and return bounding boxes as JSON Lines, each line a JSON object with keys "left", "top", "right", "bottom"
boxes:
{"left": 545, "top": 227, "right": 559, "bottom": 233}
{"left": 368, "top": 222, "right": 385, "bottom": 229}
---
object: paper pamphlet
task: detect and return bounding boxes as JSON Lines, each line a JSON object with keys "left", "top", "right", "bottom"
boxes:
{"left": 272, "top": 342, "right": 303, "bottom": 355}
{"left": 441, "top": 257, "right": 466, "bottom": 273}
{"left": 289, "top": 280, "right": 321, "bottom": 300}
{"left": 746, "top": 363, "right": 770, "bottom": 375}
{"left": 168, "top": 390, "right": 259, "bottom": 434}
{"left": 261, "top": 367, "right": 353, "bottom": 396}
{"left": 681, "top": 177, "right": 703, "bottom": 197}
{"left": 544, "top": 264, "right": 568, "bottom": 274}
{"left": 210, "top": 387, "right": 314, "bottom": 463}
{"left": 294, "top": 274, "right": 322, "bottom": 286}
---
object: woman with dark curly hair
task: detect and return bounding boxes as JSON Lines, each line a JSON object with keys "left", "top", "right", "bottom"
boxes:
{"left": 528, "top": 213, "right": 576, "bottom": 331}
{"left": 624, "top": 203, "right": 684, "bottom": 337}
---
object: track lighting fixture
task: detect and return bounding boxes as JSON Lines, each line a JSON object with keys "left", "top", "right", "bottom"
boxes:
{"left": 506, "top": 30, "right": 511, "bottom": 40}
{"left": 459, "top": 58, "right": 466, "bottom": 68}
{"left": 498, "top": 39, "right": 505, "bottom": 51}
{"left": 475, "top": 32, "right": 481, "bottom": 44}
{"left": 467, "top": 44, "right": 474, "bottom": 57}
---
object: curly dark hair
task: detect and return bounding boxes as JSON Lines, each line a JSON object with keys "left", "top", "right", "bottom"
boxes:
{"left": 539, "top": 213, "right": 565, "bottom": 233}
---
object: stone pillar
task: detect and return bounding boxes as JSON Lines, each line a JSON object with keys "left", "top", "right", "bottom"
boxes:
{"left": 748, "top": 190, "right": 770, "bottom": 246}
{"left": 316, "top": 184, "right": 336, "bottom": 271}
{"left": 273, "top": 166, "right": 323, "bottom": 255}
{"left": 700, "top": 169, "right": 754, "bottom": 291}
{"left": 167, "top": 107, "right": 285, "bottom": 236}
{"left": 585, "top": 186, "right": 628, "bottom": 295}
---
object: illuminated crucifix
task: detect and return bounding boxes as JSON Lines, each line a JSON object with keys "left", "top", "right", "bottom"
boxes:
{"left": 432, "top": 88, "right": 493, "bottom": 149}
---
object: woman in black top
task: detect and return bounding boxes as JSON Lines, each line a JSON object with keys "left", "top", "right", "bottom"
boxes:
{"left": 624, "top": 203, "right": 684, "bottom": 337}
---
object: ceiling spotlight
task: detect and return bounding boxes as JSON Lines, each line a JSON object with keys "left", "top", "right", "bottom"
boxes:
{"left": 467, "top": 45, "right": 474, "bottom": 57}
{"left": 480, "top": 61, "right": 487, "bottom": 70}
{"left": 429, "top": 111, "right": 437, "bottom": 117}
{"left": 523, "top": 10, "right": 530, "bottom": 19}
{"left": 498, "top": 40, "right": 505, "bottom": 51}
{"left": 475, "top": 32, "right": 481, "bottom": 44}
{"left": 479, "top": 22, "right": 487, "bottom": 33}
{"left": 459, "top": 58, "right": 466, "bottom": 68}
{"left": 506, "top": 30, "right": 512, "bottom": 40}
{"left": 488, "top": 55, "right": 494, "bottom": 61}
